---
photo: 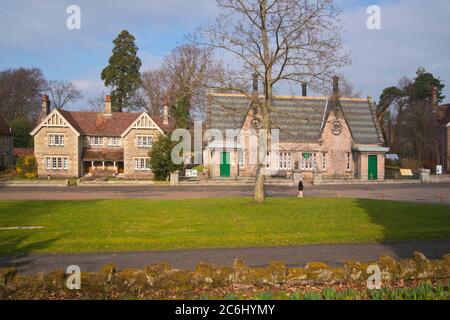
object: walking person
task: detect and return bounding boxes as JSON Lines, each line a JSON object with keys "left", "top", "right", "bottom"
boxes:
{"left": 298, "top": 178, "right": 304, "bottom": 198}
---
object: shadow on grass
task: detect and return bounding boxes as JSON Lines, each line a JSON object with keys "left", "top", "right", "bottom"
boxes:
{"left": 355, "top": 198, "right": 450, "bottom": 259}
{"left": 0, "top": 200, "right": 70, "bottom": 268}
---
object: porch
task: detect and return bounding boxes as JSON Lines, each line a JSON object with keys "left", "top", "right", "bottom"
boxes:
{"left": 82, "top": 149, "right": 124, "bottom": 177}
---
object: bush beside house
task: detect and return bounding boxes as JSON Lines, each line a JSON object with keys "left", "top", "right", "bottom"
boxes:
{"left": 149, "top": 135, "right": 183, "bottom": 181}
{"left": 16, "top": 155, "right": 38, "bottom": 179}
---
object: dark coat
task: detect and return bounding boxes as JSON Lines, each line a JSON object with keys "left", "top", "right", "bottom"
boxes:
{"left": 298, "top": 181, "right": 304, "bottom": 191}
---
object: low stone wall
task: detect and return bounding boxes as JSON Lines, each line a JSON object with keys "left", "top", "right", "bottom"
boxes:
{"left": 430, "top": 174, "right": 450, "bottom": 183}
{"left": 0, "top": 179, "right": 69, "bottom": 187}
{"left": 1, "top": 252, "right": 448, "bottom": 300}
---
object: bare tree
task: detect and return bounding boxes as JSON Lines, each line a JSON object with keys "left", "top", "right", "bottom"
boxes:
{"left": 0, "top": 68, "right": 47, "bottom": 121}
{"left": 47, "top": 80, "right": 83, "bottom": 109}
{"left": 141, "top": 45, "right": 219, "bottom": 120}
{"left": 141, "top": 68, "right": 172, "bottom": 116}
{"left": 86, "top": 92, "right": 106, "bottom": 112}
{"left": 191, "top": 0, "right": 349, "bottom": 203}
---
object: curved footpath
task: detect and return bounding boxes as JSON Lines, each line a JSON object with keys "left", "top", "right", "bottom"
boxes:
{"left": 1, "top": 240, "right": 449, "bottom": 274}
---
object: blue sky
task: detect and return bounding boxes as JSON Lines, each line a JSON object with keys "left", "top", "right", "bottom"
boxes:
{"left": 1, "top": 0, "right": 449, "bottom": 108}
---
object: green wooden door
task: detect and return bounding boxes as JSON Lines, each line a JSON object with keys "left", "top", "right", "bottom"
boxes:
{"left": 220, "top": 152, "right": 231, "bottom": 177}
{"left": 368, "top": 155, "right": 378, "bottom": 181}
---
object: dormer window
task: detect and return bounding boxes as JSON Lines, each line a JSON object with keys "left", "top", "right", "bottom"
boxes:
{"left": 89, "top": 136, "right": 103, "bottom": 146}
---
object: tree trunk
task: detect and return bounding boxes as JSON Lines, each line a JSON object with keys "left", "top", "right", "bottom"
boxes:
{"left": 254, "top": 0, "right": 272, "bottom": 204}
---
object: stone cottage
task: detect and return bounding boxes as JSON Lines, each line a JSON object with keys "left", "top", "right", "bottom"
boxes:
{"left": 0, "top": 117, "right": 13, "bottom": 169}
{"left": 30, "top": 95, "right": 172, "bottom": 178}
{"left": 204, "top": 77, "right": 389, "bottom": 182}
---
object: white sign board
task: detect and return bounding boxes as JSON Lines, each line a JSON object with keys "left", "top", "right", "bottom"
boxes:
{"left": 436, "top": 165, "right": 443, "bottom": 175}
{"left": 185, "top": 169, "right": 198, "bottom": 178}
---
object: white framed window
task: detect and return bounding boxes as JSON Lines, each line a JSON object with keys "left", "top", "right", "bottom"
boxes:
{"left": 346, "top": 153, "right": 352, "bottom": 171}
{"left": 45, "top": 156, "right": 69, "bottom": 170}
{"left": 89, "top": 136, "right": 103, "bottom": 146}
{"left": 137, "top": 135, "right": 153, "bottom": 148}
{"left": 134, "top": 157, "right": 151, "bottom": 171}
{"left": 108, "top": 137, "right": 121, "bottom": 147}
{"left": 322, "top": 153, "right": 328, "bottom": 172}
{"left": 278, "top": 152, "right": 292, "bottom": 170}
{"left": 48, "top": 134, "right": 65, "bottom": 146}
{"left": 300, "top": 153, "right": 317, "bottom": 171}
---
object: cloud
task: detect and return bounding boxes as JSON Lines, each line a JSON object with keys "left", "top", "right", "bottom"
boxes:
{"left": 340, "top": 0, "right": 450, "bottom": 102}
{"left": 0, "top": 0, "right": 449, "bottom": 107}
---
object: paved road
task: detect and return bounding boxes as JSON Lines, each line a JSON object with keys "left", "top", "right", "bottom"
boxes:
{"left": 0, "top": 183, "right": 449, "bottom": 204}
{"left": 1, "top": 240, "right": 449, "bottom": 274}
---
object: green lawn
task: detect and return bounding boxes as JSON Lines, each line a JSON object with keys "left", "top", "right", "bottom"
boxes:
{"left": 0, "top": 198, "right": 449, "bottom": 255}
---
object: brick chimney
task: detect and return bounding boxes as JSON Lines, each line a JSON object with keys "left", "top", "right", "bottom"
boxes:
{"left": 105, "top": 95, "right": 112, "bottom": 115}
{"left": 332, "top": 76, "right": 340, "bottom": 96}
{"left": 431, "top": 85, "right": 438, "bottom": 111}
{"left": 163, "top": 100, "right": 169, "bottom": 126}
{"left": 301, "top": 82, "right": 307, "bottom": 97}
{"left": 42, "top": 94, "right": 50, "bottom": 116}
{"left": 253, "top": 73, "right": 259, "bottom": 93}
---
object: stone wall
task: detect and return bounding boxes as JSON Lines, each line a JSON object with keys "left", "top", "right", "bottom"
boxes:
{"left": 34, "top": 127, "right": 80, "bottom": 178}
{"left": 0, "top": 252, "right": 448, "bottom": 300}
{"left": 122, "top": 128, "right": 161, "bottom": 178}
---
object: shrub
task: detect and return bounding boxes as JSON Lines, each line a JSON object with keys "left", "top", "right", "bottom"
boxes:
{"left": 149, "top": 135, "right": 183, "bottom": 181}
{"left": 16, "top": 156, "right": 38, "bottom": 179}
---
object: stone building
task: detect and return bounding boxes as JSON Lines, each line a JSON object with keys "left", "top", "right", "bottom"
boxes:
{"left": 30, "top": 95, "right": 172, "bottom": 178}
{"left": 438, "top": 103, "right": 450, "bottom": 172}
{"left": 0, "top": 117, "right": 13, "bottom": 169}
{"left": 204, "top": 77, "right": 389, "bottom": 182}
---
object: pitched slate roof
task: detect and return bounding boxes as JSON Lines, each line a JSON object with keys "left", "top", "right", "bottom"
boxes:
{"left": 58, "top": 110, "right": 172, "bottom": 137}
{"left": 340, "top": 100, "right": 383, "bottom": 145}
{"left": 0, "top": 117, "right": 11, "bottom": 135}
{"left": 207, "top": 93, "right": 383, "bottom": 145}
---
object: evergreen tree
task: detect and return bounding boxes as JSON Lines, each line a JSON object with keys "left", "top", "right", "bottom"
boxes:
{"left": 149, "top": 135, "right": 183, "bottom": 181}
{"left": 171, "top": 96, "right": 192, "bottom": 129}
{"left": 411, "top": 67, "right": 445, "bottom": 103}
{"left": 101, "top": 30, "right": 142, "bottom": 112}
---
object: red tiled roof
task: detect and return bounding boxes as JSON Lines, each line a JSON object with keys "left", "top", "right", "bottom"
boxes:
{"left": 58, "top": 110, "right": 173, "bottom": 137}
{"left": 14, "top": 148, "right": 34, "bottom": 158}
{"left": 0, "top": 117, "right": 11, "bottom": 135}
{"left": 83, "top": 148, "right": 124, "bottom": 161}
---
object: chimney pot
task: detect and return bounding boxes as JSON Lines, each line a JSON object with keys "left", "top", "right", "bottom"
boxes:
{"left": 332, "top": 76, "right": 339, "bottom": 96}
{"left": 105, "top": 95, "right": 112, "bottom": 114}
{"left": 41, "top": 94, "right": 50, "bottom": 117}
{"left": 301, "top": 82, "right": 307, "bottom": 97}
{"left": 163, "top": 103, "right": 169, "bottom": 126}
{"left": 431, "top": 85, "right": 438, "bottom": 110}
{"left": 252, "top": 73, "right": 259, "bottom": 92}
